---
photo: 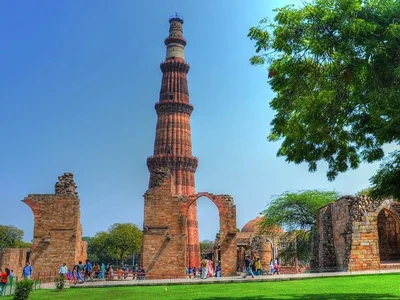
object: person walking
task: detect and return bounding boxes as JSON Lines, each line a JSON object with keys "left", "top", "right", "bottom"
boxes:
{"left": 22, "top": 262, "right": 33, "bottom": 280}
{"left": 243, "top": 255, "right": 255, "bottom": 278}
{"left": 255, "top": 258, "right": 262, "bottom": 276}
{"left": 200, "top": 259, "right": 208, "bottom": 279}
{"left": 0, "top": 268, "right": 10, "bottom": 296}
{"left": 74, "top": 261, "right": 85, "bottom": 285}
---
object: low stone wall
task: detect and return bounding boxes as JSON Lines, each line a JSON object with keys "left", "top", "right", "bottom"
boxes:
{"left": 0, "top": 248, "right": 29, "bottom": 277}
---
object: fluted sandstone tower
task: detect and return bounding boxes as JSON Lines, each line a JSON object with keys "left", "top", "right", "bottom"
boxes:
{"left": 147, "top": 14, "right": 200, "bottom": 267}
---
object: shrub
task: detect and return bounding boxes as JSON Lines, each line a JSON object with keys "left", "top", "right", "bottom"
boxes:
{"left": 13, "top": 279, "right": 33, "bottom": 300}
{"left": 54, "top": 275, "right": 66, "bottom": 292}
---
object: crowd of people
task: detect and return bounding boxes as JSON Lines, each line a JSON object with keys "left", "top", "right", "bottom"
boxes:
{"left": 0, "top": 261, "right": 33, "bottom": 296}
{"left": 186, "top": 259, "right": 222, "bottom": 279}
{"left": 60, "top": 260, "right": 146, "bottom": 285}
{"left": 186, "top": 256, "right": 280, "bottom": 280}
{"left": 243, "top": 256, "right": 281, "bottom": 278}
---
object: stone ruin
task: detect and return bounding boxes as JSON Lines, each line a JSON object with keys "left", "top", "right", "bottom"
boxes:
{"left": 312, "top": 195, "right": 400, "bottom": 272}
{"left": 55, "top": 172, "right": 78, "bottom": 195}
{"left": 19, "top": 173, "right": 87, "bottom": 273}
{"left": 142, "top": 169, "right": 237, "bottom": 278}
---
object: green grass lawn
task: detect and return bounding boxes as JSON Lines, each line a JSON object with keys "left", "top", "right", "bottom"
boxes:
{"left": 4, "top": 274, "right": 400, "bottom": 300}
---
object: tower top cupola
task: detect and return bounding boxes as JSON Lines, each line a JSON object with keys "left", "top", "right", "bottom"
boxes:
{"left": 165, "top": 13, "right": 187, "bottom": 61}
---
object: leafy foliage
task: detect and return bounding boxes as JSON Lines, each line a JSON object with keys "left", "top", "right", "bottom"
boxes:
{"left": 107, "top": 223, "right": 142, "bottom": 264}
{"left": 356, "top": 187, "right": 373, "bottom": 196}
{"left": 370, "top": 150, "right": 400, "bottom": 199}
{"left": 54, "top": 275, "right": 66, "bottom": 292}
{"left": 260, "top": 190, "right": 339, "bottom": 262}
{"left": 0, "top": 225, "right": 31, "bottom": 251}
{"left": 13, "top": 279, "right": 33, "bottom": 300}
{"left": 200, "top": 240, "right": 214, "bottom": 253}
{"left": 248, "top": 0, "right": 400, "bottom": 197}
{"left": 84, "top": 223, "right": 142, "bottom": 265}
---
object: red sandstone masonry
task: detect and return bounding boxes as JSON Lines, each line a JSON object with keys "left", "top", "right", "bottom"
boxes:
{"left": 142, "top": 169, "right": 237, "bottom": 278}
{"left": 146, "top": 16, "right": 200, "bottom": 267}
{"left": 22, "top": 173, "right": 87, "bottom": 273}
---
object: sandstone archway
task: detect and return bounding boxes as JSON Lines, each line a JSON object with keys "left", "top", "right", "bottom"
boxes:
{"left": 185, "top": 192, "right": 237, "bottom": 276}
{"left": 378, "top": 208, "right": 400, "bottom": 261}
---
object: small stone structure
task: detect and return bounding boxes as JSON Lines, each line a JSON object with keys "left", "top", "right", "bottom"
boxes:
{"left": 21, "top": 173, "right": 87, "bottom": 272}
{"left": 236, "top": 216, "right": 281, "bottom": 271}
{"left": 312, "top": 195, "right": 400, "bottom": 271}
{"left": 142, "top": 168, "right": 237, "bottom": 278}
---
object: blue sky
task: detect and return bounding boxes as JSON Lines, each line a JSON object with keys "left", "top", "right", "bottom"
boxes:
{"left": 0, "top": 0, "right": 383, "bottom": 242}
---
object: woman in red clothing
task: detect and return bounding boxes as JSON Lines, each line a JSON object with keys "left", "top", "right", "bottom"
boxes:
{"left": 0, "top": 268, "right": 10, "bottom": 296}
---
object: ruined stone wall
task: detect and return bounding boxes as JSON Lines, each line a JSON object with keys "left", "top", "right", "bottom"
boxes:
{"left": 316, "top": 205, "right": 337, "bottom": 270}
{"left": 346, "top": 196, "right": 381, "bottom": 271}
{"left": 312, "top": 196, "right": 390, "bottom": 272}
{"left": 142, "top": 168, "right": 237, "bottom": 278}
{"left": 22, "top": 173, "right": 87, "bottom": 272}
{"left": 0, "top": 248, "right": 28, "bottom": 278}
{"left": 331, "top": 198, "right": 350, "bottom": 268}
{"left": 142, "top": 169, "right": 187, "bottom": 278}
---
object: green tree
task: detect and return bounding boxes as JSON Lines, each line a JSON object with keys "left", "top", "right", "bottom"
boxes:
{"left": 107, "top": 223, "right": 142, "bottom": 265}
{"left": 248, "top": 0, "right": 400, "bottom": 197}
{"left": 259, "top": 190, "right": 339, "bottom": 263}
{"left": 356, "top": 187, "right": 373, "bottom": 196}
{"left": 0, "top": 225, "right": 31, "bottom": 250}
{"left": 88, "top": 231, "right": 113, "bottom": 263}
{"left": 200, "top": 240, "right": 214, "bottom": 253}
{"left": 370, "top": 150, "right": 400, "bottom": 199}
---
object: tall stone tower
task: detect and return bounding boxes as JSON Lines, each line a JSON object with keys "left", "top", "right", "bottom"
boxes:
{"left": 147, "top": 14, "right": 200, "bottom": 267}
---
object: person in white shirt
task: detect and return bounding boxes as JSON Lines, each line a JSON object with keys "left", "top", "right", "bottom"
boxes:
{"left": 59, "top": 263, "right": 68, "bottom": 277}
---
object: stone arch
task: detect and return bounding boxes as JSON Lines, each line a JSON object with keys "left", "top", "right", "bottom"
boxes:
{"left": 185, "top": 192, "right": 237, "bottom": 276}
{"left": 249, "top": 235, "right": 273, "bottom": 268}
{"left": 377, "top": 207, "right": 400, "bottom": 261}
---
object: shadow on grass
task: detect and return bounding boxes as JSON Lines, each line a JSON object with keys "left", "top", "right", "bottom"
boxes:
{"left": 193, "top": 293, "right": 398, "bottom": 300}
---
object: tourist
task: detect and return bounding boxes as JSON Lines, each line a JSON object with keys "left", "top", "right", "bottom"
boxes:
{"left": 59, "top": 263, "right": 68, "bottom": 277}
{"left": 84, "top": 260, "right": 93, "bottom": 281}
{"left": 273, "top": 261, "right": 280, "bottom": 275}
{"left": 98, "top": 263, "right": 105, "bottom": 280}
{"left": 108, "top": 264, "right": 114, "bottom": 280}
{"left": 188, "top": 266, "right": 192, "bottom": 278}
{"left": 269, "top": 259, "right": 274, "bottom": 275}
{"left": 216, "top": 263, "right": 221, "bottom": 277}
{"left": 22, "top": 261, "right": 33, "bottom": 279}
{"left": 0, "top": 268, "right": 10, "bottom": 296}
{"left": 117, "top": 268, "right": 123, "bottom": 280}
{"left": 200, "top": 259, "right": 208, "bottom": 279}
{"left": 67, "top": 268, "right": 74, "bottom": 283}
{"left": 243, "top": 255, "right": 255, "bottom": 278}
{"left": 255, "top": 258, "right": 262, "bottom": 276}
{"left": 193, "top": 267, "right": 197, "bottom": 277}
{"left": 74, "top": 261, "right": 85, "bottom": 285}
{"left": 9, "top": 270, "right": 14, "bottom": 284}
{"left": 207, "top": 260, "right": 215, "bottom": 277}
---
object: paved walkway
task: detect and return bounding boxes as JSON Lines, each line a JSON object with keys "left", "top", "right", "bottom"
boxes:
{"left": 40, "top": 268, "right": 400, "bottom": 290}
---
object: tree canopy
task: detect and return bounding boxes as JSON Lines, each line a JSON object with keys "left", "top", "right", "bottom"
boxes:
{"left": 248, "top": 0, "right": 400, "bottom": 197}
{"left": 259, "top": 190, "right": 339, "bottom": 263}
{"left": 0, "top": 225, "right": 31, "bottom": 250}
{"left": 85, "top": 223, "right": 142, "bottom": 265}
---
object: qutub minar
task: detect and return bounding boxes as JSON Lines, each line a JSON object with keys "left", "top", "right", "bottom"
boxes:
{"left": 146, "top": 14, "right": 200, "bottom": 268}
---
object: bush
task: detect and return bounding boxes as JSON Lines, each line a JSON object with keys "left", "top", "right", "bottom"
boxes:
{"left": 54, "top": 275, "right": 66, "bottom": 292}
{"left": 13, "top": 279, "right": 33, "bottom": 300}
